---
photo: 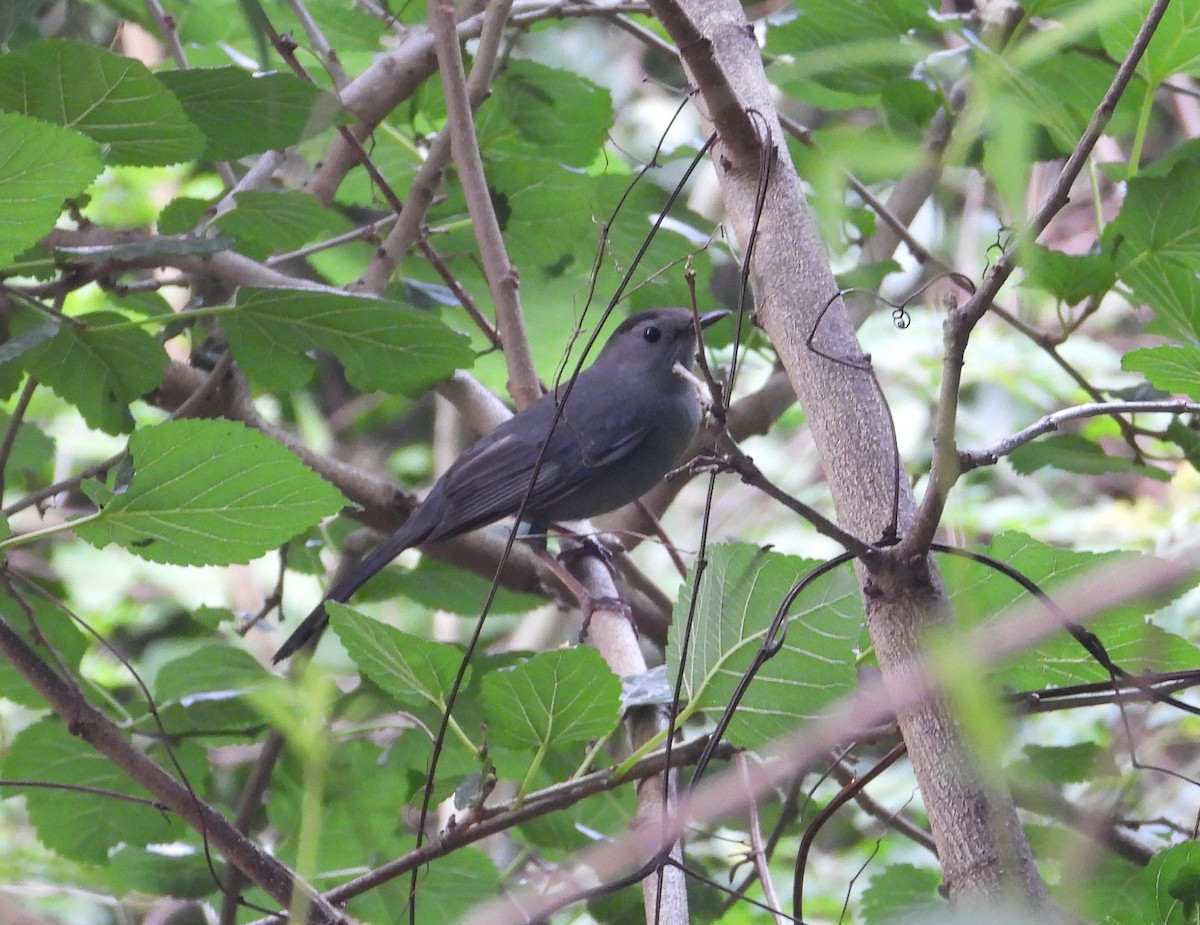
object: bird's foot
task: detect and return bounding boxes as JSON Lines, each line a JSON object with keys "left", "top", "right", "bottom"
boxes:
{"left": 579, "top": 594, "right": 634, "bottom": 640}
{"left": 556, "top": 533, "right": 615, "bottom": 571}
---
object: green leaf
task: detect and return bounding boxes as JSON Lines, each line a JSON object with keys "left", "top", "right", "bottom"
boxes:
{"left": 156, "top": 67, "right": 341, "bottom": 161}
{"left": 0, "top": 409, "right": 55, "bottom": 486}
{"left": 223, "top": 288, "right": 474, "bottom": 394}
{"left": 1146, "top": 842, "right": 1200, "bottom": 924}
{"left": 668, "top": 542, "right": 862, "bottom": 750}
{"left": 404, "top": 849, "right": 499, "bottom": 925}
{"left": 941, "top": 532, "right": 1200, "bottom": 690}
{"left": 1022, "top": 244, "right": 1116, "bottom": 305}
{"left": 1102, "top": 0, "right": 1200, "bottom": 86}
{"left": 1109, "top": 160, "right": 1200, "bottom": 272}
{"left": 1009, "top": 742, "right": 1115, "bottom": 784}
{"left": 0, "top": 112, "right": 101, "bottom": 266}
{"left": 483, "top": 59, "right": 613, "bottom": 168}
{"left": 372, "top": 557, "right": 545, "bottom": 616}
{"left": 329, "top": 604, "right": 466, "bottom": 709}
{"left": 482, "top": 647, "right": 622, "bottom": 750}
{"left": 1121, "top": 256, "right": 1200, "bottom": 343}
{"left": 74, "top": 418, "right": 345, "bottom": 565}
{"left": 1008, "top": 433, "right": 1170, "bottom": 481}
{"left": 1166, "top": 419, "right": 1200, "bottom": 470}
{"left": 213, "top": 189, "right": 343, "bottom": 260}
{"left": 2, "top": 718, "right": 188, "bottom": 863}
{"left": 0, "top": 591, "right": 87, "bottom": 709}
{"left": 765, "top": 0, "right": 942, "bottom": 103}
{"left": 861, "top": 863, "right": 943, "bottom": 925}
{"left": 0, "top": 40, "right": 203, "bottom": 165}
{"left": 19, "top": 311, "right": 168, "bottom": 435}
{"left": 1124, "top": 345, "right": 1200, "bottom": 399}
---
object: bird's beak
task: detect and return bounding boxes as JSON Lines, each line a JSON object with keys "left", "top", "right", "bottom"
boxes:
{"left": 698, "top": 309, "right": 731, "bottom": 329}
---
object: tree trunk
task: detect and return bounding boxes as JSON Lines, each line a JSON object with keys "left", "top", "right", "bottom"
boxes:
{"left": 644, "top": 0, "right": 1050, "bottom": 906}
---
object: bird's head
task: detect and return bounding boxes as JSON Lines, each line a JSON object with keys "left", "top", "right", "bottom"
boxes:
{"left": 596, "top": 308, "right": 729, "bottom": 374}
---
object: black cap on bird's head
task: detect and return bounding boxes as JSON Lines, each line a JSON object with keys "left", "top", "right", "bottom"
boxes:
{"left": 596, "top": 308, "right": 730, "bottom": 372}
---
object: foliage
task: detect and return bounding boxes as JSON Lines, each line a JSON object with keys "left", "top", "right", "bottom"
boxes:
{"left": 0, "top": 0, "right": 1199, "bottom": 924}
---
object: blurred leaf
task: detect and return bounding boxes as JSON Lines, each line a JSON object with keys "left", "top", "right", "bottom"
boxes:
{"left": 766, "top": 0, "right": 942, "bottom": 103}
{"left": 0, "top": 592, "right": 88, "bottom": 709}
{"left": 482, "top": 647, "right": 622, "bottom": 750}
{"left": 1008, "top": 433, "right": 1170, "bottom": 481}
{"left": 1102, "top": 0, "right": 1200, "bottom": 86}
{"left": 75, "top": 418, "right": 346, "bottom": 564}
{"left": 668, "top": 542, "right": 862, "bottom": 750}
{"left": 157, "top": 67, "right": 342, "bottom": 160}
{"left": 1022, "top": 245, "right": 1116, "bottom": 305}
{"left": 223, "top": 288, "right": 475, "bottom": 394}
{"left": 1166, "top": 419, "right": 1200, "bottom": 469}
{"left": 862, "top": 863, "right": 944, "bottom": 925}
{"left": 0, "top": 112, "right": 101, "bottom": 266}
{"left": 0, "top": 40, "right": 203, "bottom": 165}
{"left": 404, "top": 849, "right": 498, "bottom": 925}
{"left": 1146, "top": 841, "right": 1200, "bottom": 924}
{"left": 0, "top": 410, "right": 54, "bottom": 486}
{"left": 1009, "top": 742, "right": 1116, "bottom": 784}
{"left": 941, "top": 532, "right": 1200, "bottom": 690}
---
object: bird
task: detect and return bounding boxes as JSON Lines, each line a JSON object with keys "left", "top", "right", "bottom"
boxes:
{"left": 272, "top": 307, "right": 729, "bottom": 662}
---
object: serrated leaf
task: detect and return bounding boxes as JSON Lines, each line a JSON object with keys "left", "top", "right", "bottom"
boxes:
{"left": 0, "top": 591, "right": 87, "bottom": 708}
{"left": 1022, "top": 244, "right": 1116, "bottom": 306}
{"left": 74, "top": 419, "right": 345, "bottom": 565}
{"left": 0, "top": 112, "right": 101, "bottom": 266}
{"left": 1008, "top": 433, "right": 1170, "bottom": 481}
{"left": 484, "top": 59, "right": 613, "bottom": 168}
{"left": 213, "top": 190, "right": 342, "bottom": 260}
{"left": 19, "top": 311, "right": 168, "bottom": 435}
{"left": 0, "top": 40, "right": 203, "bottom": 165}
{"left": 2, "top": 719, "right": 188, "bottom": 863}
{"left": 156, "top": 67, "right": 341, "bottom": 161}
{"left": 941, "top": 532, "right": 1200, "bottom": 690}
{"left": 1109, "top": 161, "right": 1200, "bottom": 272}
{"left": 1124, "top": 345, "right": 1200, "bottom": 400}
{"left": 668, "top": 542, "right": 862, "bottom": 750}
{"left": 482, "top": 647, "right": 622, "bottom": 750}
{"left": 223, "top": 287, "right": 474, "bottom": 394}
{"left": 329, "top": 604, "right": 466, "bottom": 709}
{"left": 1122, "top": 256, "right": 1200, "bottom": 343}
{"left": 1102, "top": 0, "right": 1200, "bottom": 86}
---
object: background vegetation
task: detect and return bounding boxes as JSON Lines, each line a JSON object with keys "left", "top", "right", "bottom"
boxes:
{"left": 1, "top": 0, "right": 1199, "bottom": 923}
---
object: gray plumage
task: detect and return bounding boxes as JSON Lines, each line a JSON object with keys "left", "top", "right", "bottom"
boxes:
{"left": 273, "top": 307, "right": 727, "bottom": 662}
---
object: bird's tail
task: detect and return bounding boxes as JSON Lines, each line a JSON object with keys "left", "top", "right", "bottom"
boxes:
{"left": 271, "top": 515, "right": 431, "bottom": 663}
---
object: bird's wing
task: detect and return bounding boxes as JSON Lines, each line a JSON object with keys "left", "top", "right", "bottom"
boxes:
{"left": 435, "top": 390, "right": 654, "bottom": 532}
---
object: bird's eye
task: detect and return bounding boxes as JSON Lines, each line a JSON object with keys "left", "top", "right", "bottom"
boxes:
{"left": 642, "top": 325, "right": 662, "bottom": 343}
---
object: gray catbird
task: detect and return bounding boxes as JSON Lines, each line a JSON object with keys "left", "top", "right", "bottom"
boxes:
{"left": 272, "top": 307, "right": 728, "bottom": 662}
